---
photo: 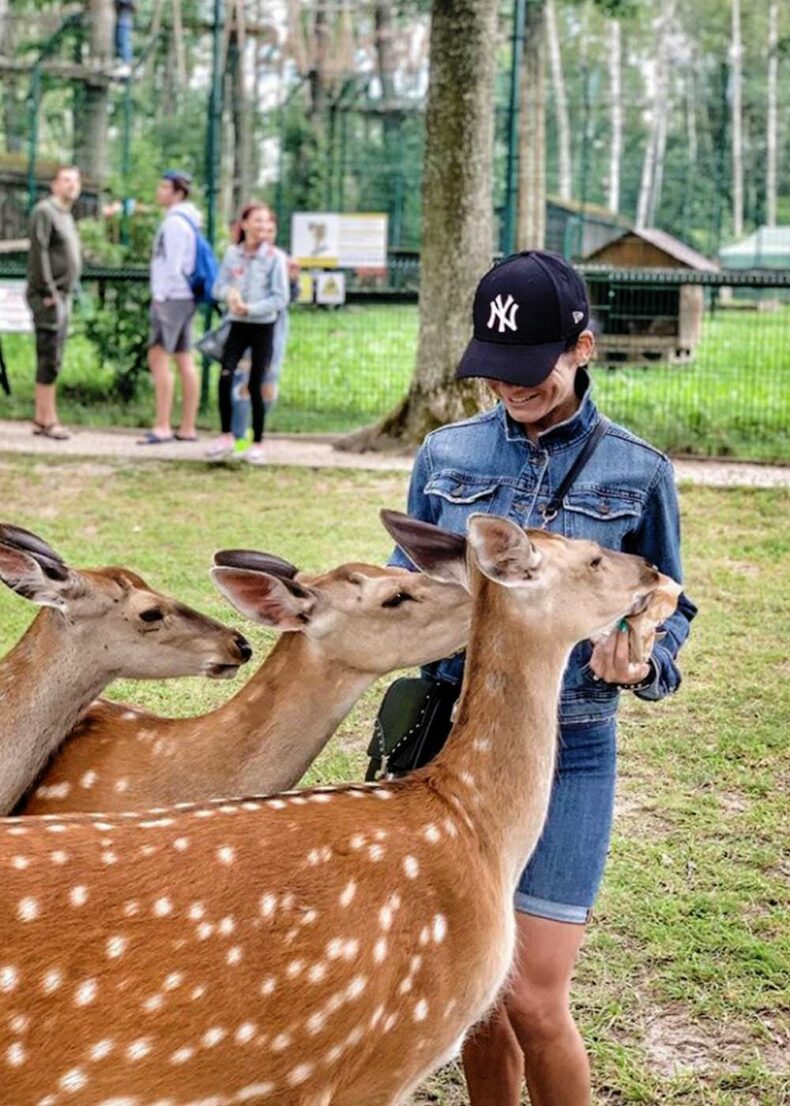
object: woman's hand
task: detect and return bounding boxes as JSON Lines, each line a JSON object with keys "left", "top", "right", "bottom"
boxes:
{"left": 589, "top": 621, "right": 651, "bottom": 686}
{"left": 227, "top": 288, "right": 245, "bottom": 314}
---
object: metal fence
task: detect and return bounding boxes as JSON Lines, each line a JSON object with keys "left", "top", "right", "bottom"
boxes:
{"left": 1, "top": 260, "right": 788, "bottom": 462}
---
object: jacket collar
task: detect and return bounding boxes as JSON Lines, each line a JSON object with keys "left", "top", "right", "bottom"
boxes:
{"left": 499, "top": 369, "right": 600, "bottom": 450}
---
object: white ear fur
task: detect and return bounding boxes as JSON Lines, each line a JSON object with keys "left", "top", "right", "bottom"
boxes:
{"left": 210, "top": 567, "right": 317, "bottom": 631}
{"left": 0, "top": 544, "right": 71, "bottom": 610}
{"left": 467, "top": 515, "right": 543, "bottom": 587}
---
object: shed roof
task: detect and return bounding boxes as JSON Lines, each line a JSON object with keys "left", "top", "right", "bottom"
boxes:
{"left": 719, "top": 226, "right": 790, "bottom": 269}
{"left": 585, "top": 227, "right": 719, "bottom": 271}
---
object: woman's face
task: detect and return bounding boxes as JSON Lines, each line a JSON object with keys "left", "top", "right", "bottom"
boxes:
{"left": 242, "top": 208, "right": 271, "bottom": 245}
{"left": 489, "top": 332, "right": 593, "bottom": 431}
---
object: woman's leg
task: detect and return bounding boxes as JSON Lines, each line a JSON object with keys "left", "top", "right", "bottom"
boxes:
{"left": 247, "top": 323, "right": 274, "bottom": 443}
{"left": 218, "top": 324, "right": 249, "bottom": 435}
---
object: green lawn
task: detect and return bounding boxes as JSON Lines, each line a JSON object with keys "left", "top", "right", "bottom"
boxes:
{"left": 1, "top": 303, "right": 788, "bottom": 460}
{"left": 0, "top": 454, "right": 786, "bottom": 1104}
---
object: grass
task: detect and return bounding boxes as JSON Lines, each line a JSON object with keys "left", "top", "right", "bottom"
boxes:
{"left": 1, "top": 303, "right": 789, "bottom": 460}
{"left": 0, "top": 453, "right": 788, "bottom": 1104}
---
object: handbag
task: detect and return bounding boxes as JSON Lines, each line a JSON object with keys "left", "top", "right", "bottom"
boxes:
{"left": 365, "top": 675, "right": 459, "bottom": 780}
{"left": 196, "top": 317, "right": 231, "bottom": 363}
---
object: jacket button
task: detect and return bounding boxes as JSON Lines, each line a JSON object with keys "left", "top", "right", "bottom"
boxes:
{"left": 598, "top": 501, "right": 610, "bottom": 515}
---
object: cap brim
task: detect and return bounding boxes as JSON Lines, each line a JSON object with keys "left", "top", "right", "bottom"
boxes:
{"left": 455, "top": 336, "right": 568, "bottom": 387}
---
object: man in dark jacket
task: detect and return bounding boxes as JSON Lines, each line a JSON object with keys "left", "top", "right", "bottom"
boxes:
{"left": 26, "top": 165, "right": 82, "bottom": 440}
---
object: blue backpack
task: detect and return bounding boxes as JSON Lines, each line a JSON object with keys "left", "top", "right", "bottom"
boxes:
{"left": 173, "top": 212, "right": 219, "bottom": 305}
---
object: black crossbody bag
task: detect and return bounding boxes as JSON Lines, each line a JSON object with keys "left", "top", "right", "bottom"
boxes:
{"left": 366, "top": 417, "right": 611, "bottom": 780}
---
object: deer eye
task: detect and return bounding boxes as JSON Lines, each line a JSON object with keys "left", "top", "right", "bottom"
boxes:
{"left": 381, "top": 591, "right": 415, "bottom": 609}
{"left": 140, "top": 607, "right": 165, "bottom": 623}
{"left": 590, "top": 556, "right": 603, "bottom": 569}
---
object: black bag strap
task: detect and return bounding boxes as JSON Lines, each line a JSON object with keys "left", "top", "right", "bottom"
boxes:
{"left": 540, "top": 416, "right": 611, "bottom": 524}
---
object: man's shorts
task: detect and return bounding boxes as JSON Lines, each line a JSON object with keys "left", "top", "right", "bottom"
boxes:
{"left": 149, "top": 299, "right": 196, "bottom": 354}
{"left": 27, "top": 292, "right": 71, "bottom": 386}
{"left": 514, "top": 717, "right": 617, "bottom": 925}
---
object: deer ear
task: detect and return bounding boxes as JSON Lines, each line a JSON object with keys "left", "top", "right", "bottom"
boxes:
{"left": 210, "top": 567, "right": 317, "bottom": 631}
{"left": 379, "top": 510, "right": 469, "bottom": 590}
{"left": 213, "top": 549, "right": 299, "bottom": 580}
{"left": 467, "top": 515, "right": 542, "bottom": 586}
{"left": 0, "top": 542, "right": 73, "bottom": 610}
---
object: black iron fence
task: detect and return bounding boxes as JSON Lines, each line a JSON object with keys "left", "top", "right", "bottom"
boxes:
{"left": 0, "top": 260, "right": 788, "bottom": 462}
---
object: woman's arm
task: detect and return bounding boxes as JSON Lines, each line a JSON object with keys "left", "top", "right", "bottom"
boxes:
{"left": 245, "top": 251, "right": 289, "bottom": 317}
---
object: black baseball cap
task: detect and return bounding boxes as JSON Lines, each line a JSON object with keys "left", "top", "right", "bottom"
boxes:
{"left": 456, "top": 250, "right": 590, "bottom": 387}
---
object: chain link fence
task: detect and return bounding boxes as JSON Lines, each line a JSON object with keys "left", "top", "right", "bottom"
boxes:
{"left": 1, "top": 260, "right": 788, "bottom": 462}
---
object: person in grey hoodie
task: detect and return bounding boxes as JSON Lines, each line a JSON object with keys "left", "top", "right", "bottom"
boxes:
{"left": 139, "top": 170, "right": 201, "bottom": 444}
{"left": 26, "top": 165, "right": 82, "bottom": 440}
{"left": 206, "top": 203, "right": 288, "bottom": 465}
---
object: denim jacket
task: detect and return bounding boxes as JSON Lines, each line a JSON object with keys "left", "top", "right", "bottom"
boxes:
{"left": 212, "top": 243, "right": 289, "bottom": 324}
{"left": 391, "top": 371, "right": 697, "bottom": 724}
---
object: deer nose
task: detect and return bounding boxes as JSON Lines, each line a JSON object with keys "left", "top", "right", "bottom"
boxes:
{"left": 234, "top": 634, "right": 253, "bottom": 663}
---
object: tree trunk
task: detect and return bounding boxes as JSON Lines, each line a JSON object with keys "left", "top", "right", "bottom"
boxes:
{"left": 730, "top": 0, "right": 743, "bottom": 238}
{"left": 74, "top": 0, "right": 114, "bottom": 184}
{"left": 607, "top": 18, "right": 622, "bottom": 214}
{"left": 376, "top": 1, "right": 401, "bottom": 244}
{"left": 636, "top": 3, "right": 673, "bottom": 229}
{"left": 337, "top": 0, "right": 497, "bottom": 452}
{"left": 545, "top": 0, "right": 571, "bottom": 203}
{"left": 516, "top": 0, "right": 546, "bottom": 249}
{"left": 766, "top": 0, "right": 778, "bottom": 227}
{"left": 0, "top": 0, "right": 22, "bottom": 153}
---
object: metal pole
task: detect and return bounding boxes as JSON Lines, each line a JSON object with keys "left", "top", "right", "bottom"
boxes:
{"left": 502, "top": 0, "right": 526, "bottom": 255}
{"left": 201, "top": 0, "right": 225, "bottom": 413}
{"left": 26, "top": 66, "right": 42, "bottom": 213}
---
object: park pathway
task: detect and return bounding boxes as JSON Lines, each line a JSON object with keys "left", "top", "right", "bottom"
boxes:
{"left": 0, "top": 419, "right": 788, "bottom": 487}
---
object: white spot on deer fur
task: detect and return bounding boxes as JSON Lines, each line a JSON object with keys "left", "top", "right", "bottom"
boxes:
{"left": 202, "top": 1027, "right": 226, "bottom": 1048}
{"left": 379, "top": 905, "right": 394, "bottom": 932}
{"left": 217, "top": 846, "right": 235, "bottom": 866}
{"left": 306, "top": 1010, "right": 326, "bottom": 1035}
{"left": 219, "top": 916, "right": 235, "bottom": 936}
{"left": 191, "top": 986, "right": 206, "bottom": 1001}
{"left": 123, "top": 900, "right": 140, "bottom": 917}
{"left": 286, "top": 959, "right": 304, "bottom": 977}
{"left": 260, "top": 893, "right": 277, "bottom": 917}
{"left": 260, "top": 977, "right": 276, "bottom": 996}
{"left": 197, "top": 922, "right": 214, "bottom": 940}
{"left": 271, "top": 1032, "right": 291, "bottom": 1052}
{"left": 289, "top": 796, "right": 307, "bottom": 806}
{"left": 235, "top": 1022, "right": 256, "bottom": 1044}
{"left": 403, "top": 855, "right": 419, "bottom": 879}
{"left": 444, "top": 817, "right": 459, "bottom": 838}
{"left": 75, "top": 978, "right": 97, "bottom": 1006}
{"left": 17, "top": 897, "right": 39, "bottom": 921}
{"left": 413, "top": 998, "right": 429, "bottom": 1021}
{"left": 473, "top": 736, "right": 491, "bottom": 752}
{"left": 235, "top": 1084, "right": 274, "bottom": 1101}
{"left": 193, "top": 809, "right": 214, "bottom": 818}
{"left": 373, "top": 938, "right": 388, "bottom": 963}
{"left": 127, "top": 1038, "right": 152, "bottom": 1061}
{"left": 382, "top": 1012, "right": 398, "bottom": 1032}
{"left": 122, "top": 710, "right": 137, "bottom": 721}
{"left": 153, "top": 896, "right": 173, "bottom": 916}
{"left": 143, "top": 994, "right": 164, "bottom": 1013}
{"left": 307, "top": 961, "right": 327, "bottom": 983}
{"left": 113, "top": 778, "right": 129, "bottom": 794}
{"left": 370, "top": 1005, "right": 385, "bottom": 1029}
{"left": 301, "top": 909, "right": 318, "bottom": 926}
{"left": 309, "top": 792, "right": 332, "bottom": 803}
{"left": 80, "top": 771, "right": 98, "bottom": 790}
{"left": 419, "top": 926, "right": 430, "bottom": 946}
{"left": 170, "top": 1046, "right": 194, "bottom": 1064}
{"left": 12, "top": 854, "right": 29, "bottom": 870}
{"left": 188, "top": 902, "right": 205, "bottom": 921}
{"left": 227, "top": 946, "right": 243, "bottom": 966}
{"left": 36, "top": 782, "right": 71, "bottom": 800}
{"left": 101, "top": 850, "right": 118, "bottom": 865}
{"left": 368, "top": 844, "right": 385, "bottom": 861}
{"left": 42, "top": 968, "right": 63, "bottom": 993}
{"left": 6, "top": 1041, "right": 25, "bottom": 1066}
{"left": 241, "top": 801, "right": 261, "bottom": 812}
{"left": 347, "top": 975, "right": 367, "bottom": 1000}
{"left": 424, "top": 823, "right": 441, "bottom": 843}
{"left": 59, "top": 1067, "right": 88, "bottom": 1091}
{"left": 287, "top": 1062, "right": 313, "bottom": 1086}
{"left": 350, "top": 833, "right": 365, "bottom": 850}
{"left": 373, "top": 788, "right": 393, "bottom": 800}
{"left": 106, "top": 935, "right": 128, "bottom": 960}
{"left": 164, "top": 972, "right": 183, "bottom": 990}
{"left": 140, "top": 818, "right": 174, "bottom": 829}
{"left": 432, "top": 913, "right": 448, "bottom": 943}
{"left": 398, "top": 976, "right": 413, "bottom": 995}
{"left": 88, "top": 1039, "right": 114, "bottom": 1061}
{"left": 267, "top": 799, "right": 286, "bottom": 810}
{"left": 339, "top": 880, "right": 356, "bottom": 907}
{"left": 51, "top": 849, "right": 69, "bottom": 864}
{"left": 0, "top": 965, "right": 18, "bottom": 992}
{"left": 9, "top": 1014, "right": 28, "bottom": 1034}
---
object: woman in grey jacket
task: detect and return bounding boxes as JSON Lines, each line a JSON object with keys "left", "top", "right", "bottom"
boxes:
{"left": 207, "top": 203, "right": 288, "bottom": 464}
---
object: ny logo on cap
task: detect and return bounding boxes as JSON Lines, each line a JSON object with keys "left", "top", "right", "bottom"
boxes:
{"left": 572, "top": 310, "right": 585, "bottom": 324}
{"left": 487, "top": 293, "right": 519, "bottom": 334}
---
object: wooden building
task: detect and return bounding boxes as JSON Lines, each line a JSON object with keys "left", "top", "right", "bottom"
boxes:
{"left": 584, "top": 228, "right": 718, "bottom": 366}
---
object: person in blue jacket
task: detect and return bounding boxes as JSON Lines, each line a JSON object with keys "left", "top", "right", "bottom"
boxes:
{"left": 390, "top": 251, "right": 697, "bottom": 1106}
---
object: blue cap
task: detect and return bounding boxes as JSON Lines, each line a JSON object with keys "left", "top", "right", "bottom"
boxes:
{"left": 161, "top": 169, "right": 192, "bottom": 187}
{"left": 456, "top": 251, "right": 590, "bottom": 387}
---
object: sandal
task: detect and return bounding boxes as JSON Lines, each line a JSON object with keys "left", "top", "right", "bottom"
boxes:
{"left": 136, "top": 430, "right": 175, "bottom": 445}
{"left": 32, "top": 421, "right": 70, "bottom": 441}
{"left": 174, "top": 433, "right": 199, "bottom": 442}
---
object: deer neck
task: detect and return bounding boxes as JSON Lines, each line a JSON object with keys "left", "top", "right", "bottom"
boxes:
{"left": 190, "top": 633, "right": 374, "bottom": 796}
{"left": 0, "top": 611, "right": 113, "bottom": 814}
{"left": 433, "top": 569, "right": 572, "bottom": 887}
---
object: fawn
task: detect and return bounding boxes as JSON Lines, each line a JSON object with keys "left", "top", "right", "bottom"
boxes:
{"left": 0, "top": 512, "right": 670, "bottom": 1106}
{"left": 18, "top": 550, "right": 471, "bottom": 814}
{"left": 0, "top": 523, "right": 251, "bottom": 816}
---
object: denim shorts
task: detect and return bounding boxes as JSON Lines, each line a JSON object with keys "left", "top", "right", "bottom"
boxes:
{"left": 514, "top": 718, "right": 617, "bottom": 925}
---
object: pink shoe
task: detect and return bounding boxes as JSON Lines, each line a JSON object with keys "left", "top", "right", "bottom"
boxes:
{"left": 243, "top": 445, "right": 266, "bottom": 466}
{"left": 205, "top": 434, "right": 234, "bottom": 460}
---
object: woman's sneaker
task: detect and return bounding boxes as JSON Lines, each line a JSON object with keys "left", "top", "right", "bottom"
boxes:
{"left": 244, "top": 445, "right": 266, "bottom": 466}
{"left": 205, "top": 434, "right": 235, "bottom": 460}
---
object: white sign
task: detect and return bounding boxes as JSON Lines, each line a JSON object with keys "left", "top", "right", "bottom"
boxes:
{"left": 0, "top": 280, "right": 32, "bottom": 333}
{"left": 291, "top": 213, "right": 388, "bottom": 270}
{"left": 315, "top": 271, "right": 346, "bottom": 306}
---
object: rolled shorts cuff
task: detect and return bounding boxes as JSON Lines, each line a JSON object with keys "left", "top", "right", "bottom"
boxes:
{"left": 514, "top": 892, "right": 590, "bottom": 926}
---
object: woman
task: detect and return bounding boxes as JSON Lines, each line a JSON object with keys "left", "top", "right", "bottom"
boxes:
{"left": 207, "top": 203, "right": 288, "bottom": 465}
{"left": 391, "top": 251, "right": 697, "bottom": 1105}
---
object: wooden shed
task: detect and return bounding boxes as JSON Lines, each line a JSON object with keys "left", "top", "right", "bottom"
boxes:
{"left": 583, "top": 228, "right": 719, "bottom": 365}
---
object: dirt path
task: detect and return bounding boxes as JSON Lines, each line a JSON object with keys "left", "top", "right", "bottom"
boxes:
{"left": 1, "top": 419, "right": 788, "bottom": 487}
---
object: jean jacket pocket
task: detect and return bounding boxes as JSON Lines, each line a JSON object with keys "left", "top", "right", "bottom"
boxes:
{"left": 563, "top": 489, "right": 642, "bottom": 548}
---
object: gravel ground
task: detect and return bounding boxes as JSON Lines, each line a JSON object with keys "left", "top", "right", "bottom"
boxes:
{"left": 1, "top": 419, "right": 788, "bottom": 487}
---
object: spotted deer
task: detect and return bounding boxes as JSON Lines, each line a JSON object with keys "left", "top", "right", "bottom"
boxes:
{"left": 18, "top": 551, "right": 471, "bottom": 814}
{"left": 0, "top": 524, "right": 252, "bottom": 816}
{"left": 0, "top": 512, "right": 672, "bottom": 1106}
